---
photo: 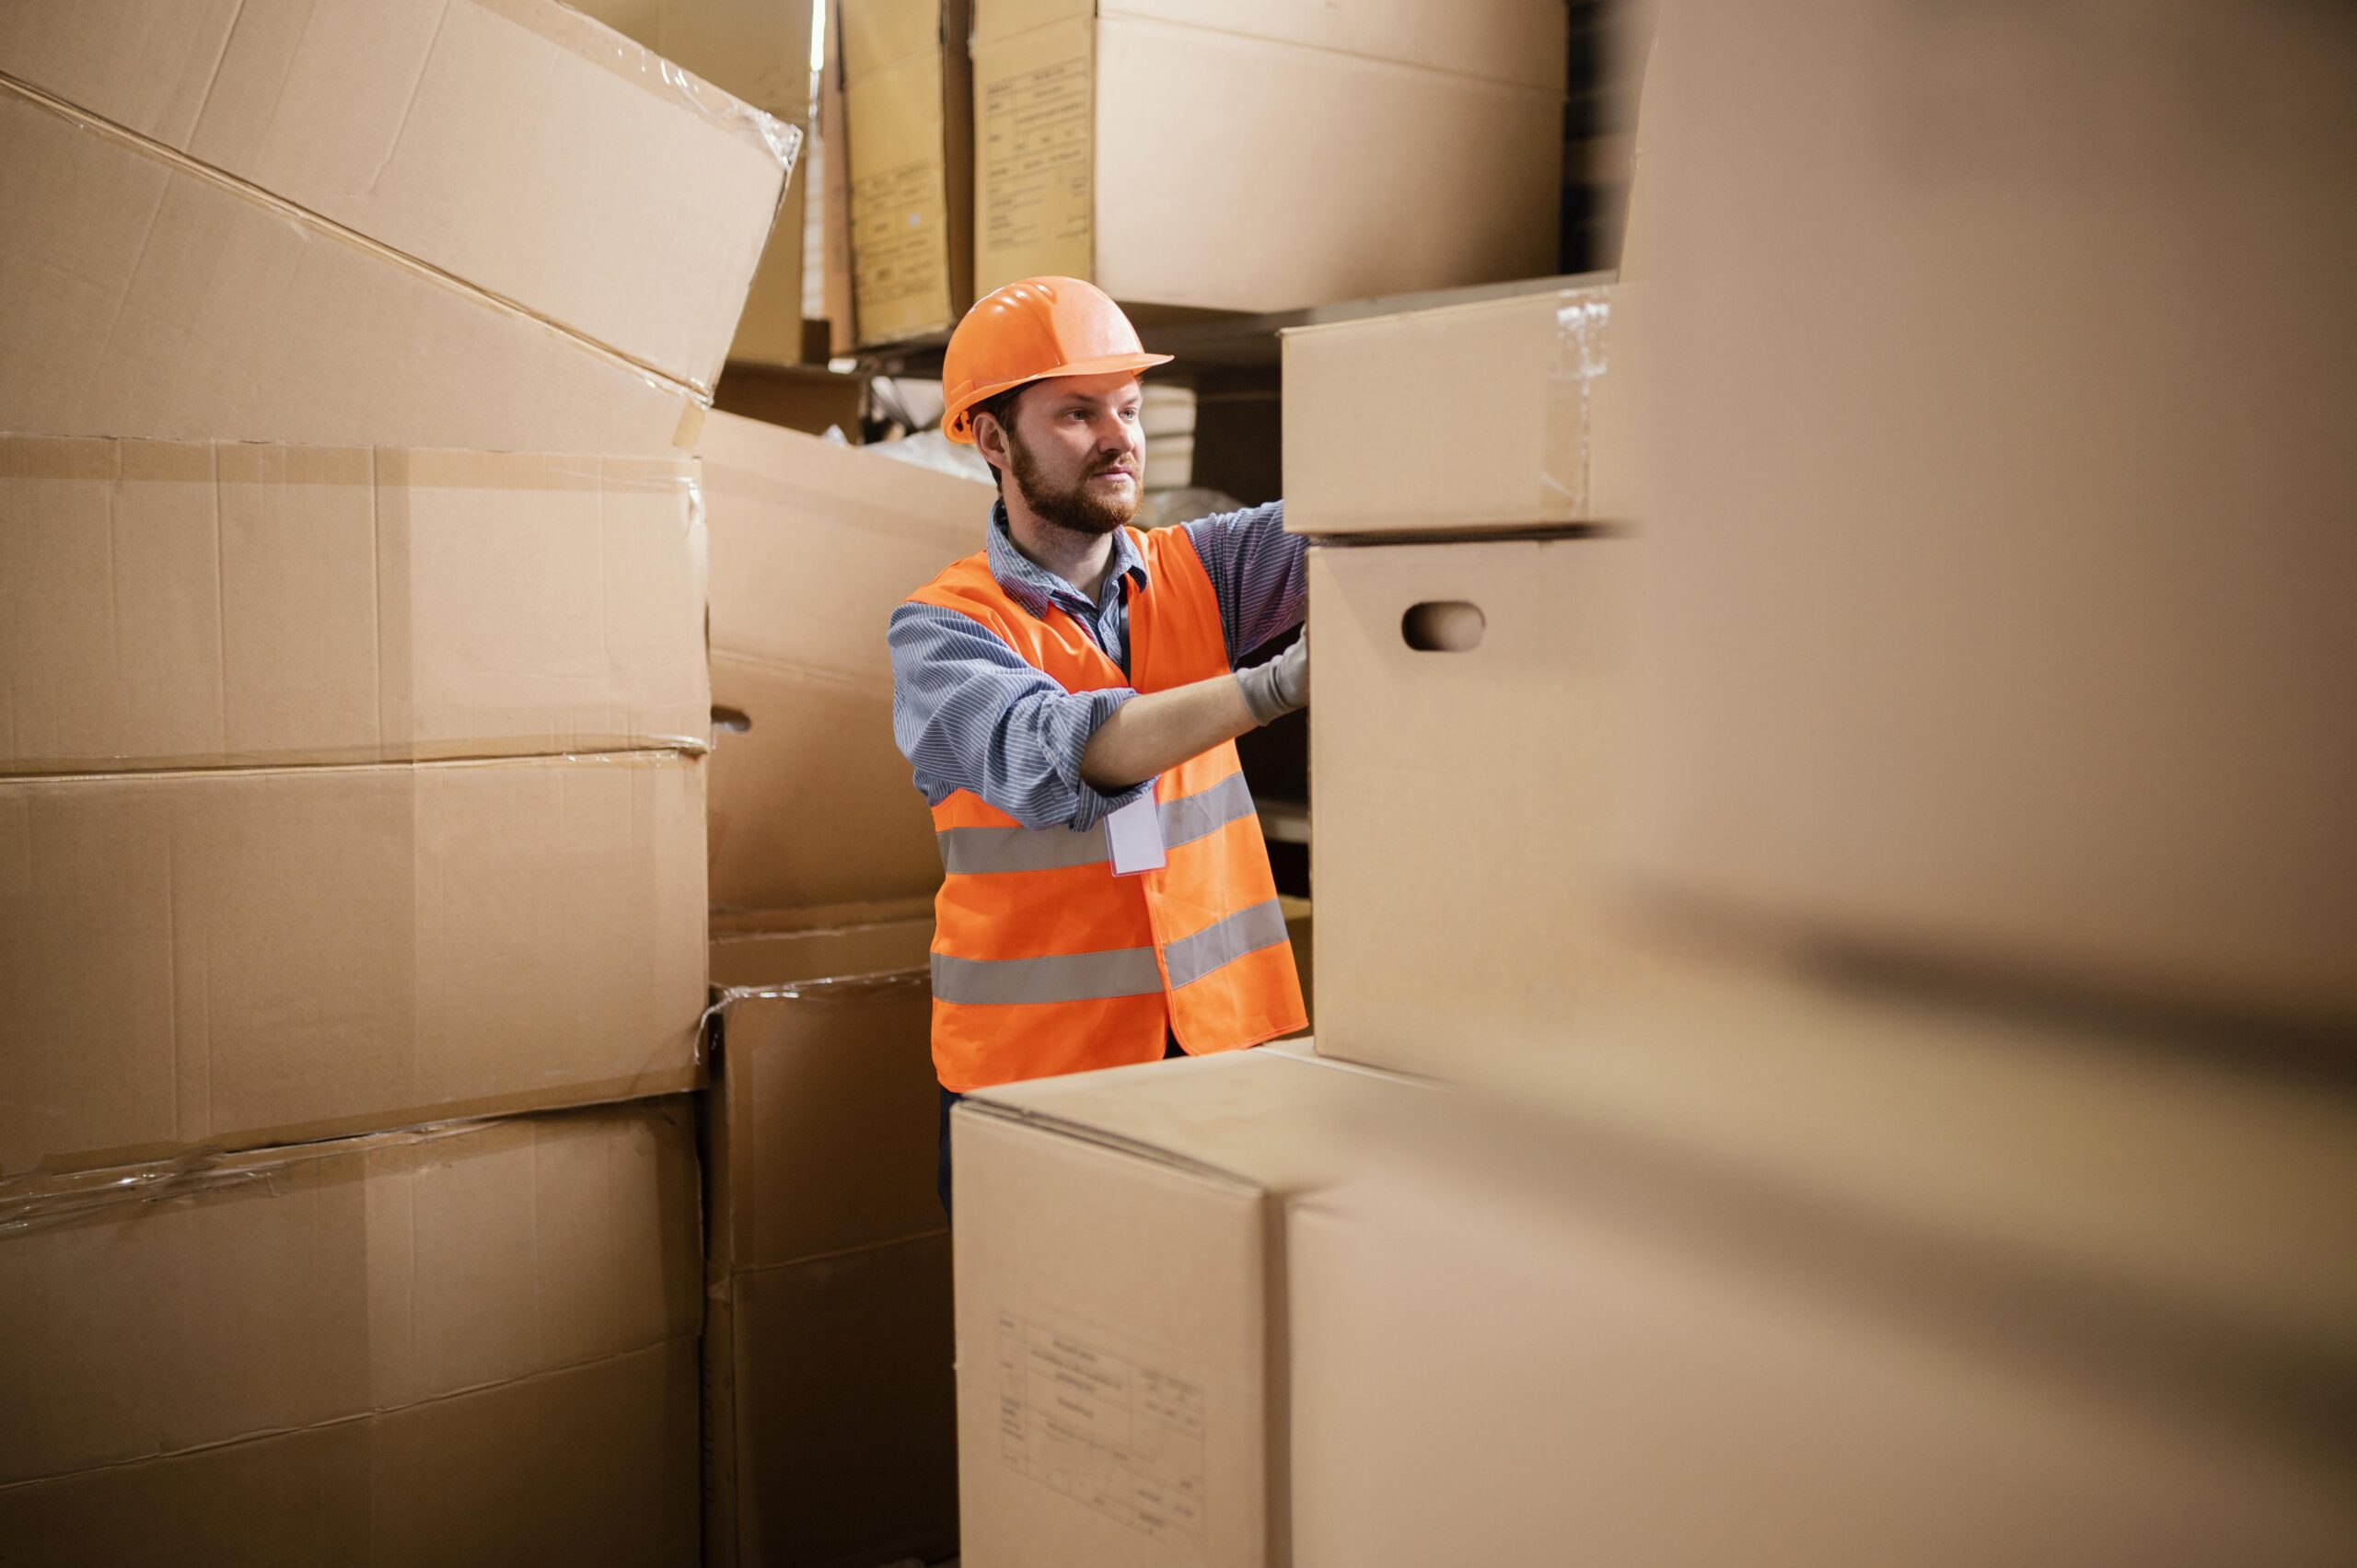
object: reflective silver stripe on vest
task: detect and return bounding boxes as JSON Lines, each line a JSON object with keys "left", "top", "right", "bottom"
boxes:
{"left": 936, "top": 771, "right": 1260, "bottom": 875}
{"left": 1163, "top": 898, "right": 1291, "bottom": 990}
{"left": 931, "top": 946, "right": 1166, "bottom": 1005}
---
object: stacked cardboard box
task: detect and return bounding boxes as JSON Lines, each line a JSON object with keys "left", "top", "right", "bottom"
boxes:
{"left": 1282, "top": 279, "right": 1637, "bottom": 1082}
{"left": 832, "top": 0, "right": 975, "bottom": 348}
{"left": 693, "top": 411, "right": 993, "bottom": 1562}
{"left": 567, "top": 0, "right": 822, "bottom": 366}
{"left": 1, "top": 2, "right": 797, "bottom": 1553}
{"left": 968, "top": 0, "right": 1565, "bottom": 311}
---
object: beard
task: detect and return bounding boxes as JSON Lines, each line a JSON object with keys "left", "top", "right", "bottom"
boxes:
{"left": 1008, "top": 427, "right": 1139, "bottom": 537}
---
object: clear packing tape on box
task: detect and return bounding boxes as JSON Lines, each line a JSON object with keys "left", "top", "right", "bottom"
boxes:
{"left": 702, "top": 968, "right": 933, "bottom": 1033}
{"left": 1541, "top": 292, "right": 1612, "bottom": 517}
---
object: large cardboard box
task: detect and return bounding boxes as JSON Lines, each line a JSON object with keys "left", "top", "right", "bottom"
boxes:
{"left": 703, "top": 919, "right": 958, "bottom": 1568}
{"left": 1612, "top": 1, "right": 2357, "bottom": 1023}
{"left": 0, "top": 1099, "right": 703, "bottom": 1566}
{"left": 1282, "top": 284, "right": 1622, "bottom": 536}
{"left": 698, "top": 410, "right": 990, "bottom": 911}
{"left": 1308, "top": 536, "right": 1635, "bottom": 1079}
{"left": 0, "top": 751, "right": 707, "bottom": 1177}
{"left": 0, "top": 77, "right": 708, "bottom": 453}
{"left": 1289, "top": 981, "right": 2357, "bottom": 1566}
{"left": 564, "top": 0, "right": 819, "bottom": 367}
{"left": 2, "top": 439, "right": 708, "bottom": 773}
{"left": 969, "top": 0, "right": 1564, "bottom": 309}
{"left": 952, "top": 1048, "right": 1422, "bottom": 1568}
{"left": 838, "top": 0, "right": 974, "bottom": 346}
{"left": 0, "top": 0, "right": 794, "bottom": 393}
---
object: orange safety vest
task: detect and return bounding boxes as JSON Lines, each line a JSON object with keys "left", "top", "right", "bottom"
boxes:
{"left": 906, "top": 524, "right": 1306, "bottom": 1092}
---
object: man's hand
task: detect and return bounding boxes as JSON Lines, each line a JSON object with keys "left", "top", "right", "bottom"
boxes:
{"left": 1237, "top": 629, "right": 1307, "bottom": 725}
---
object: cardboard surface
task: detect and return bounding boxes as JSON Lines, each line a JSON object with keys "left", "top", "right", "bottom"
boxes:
{"left": 841, "top": 0, "right": 974, "bottom": 346}
{"left": 564, "top": 0, "right": 819, "bottom": 367}
{"left": 0, "top": 752, "right": 708, "bottom": 1176}
{"left": 972, "top": 12, "right": 1562, "bottom": 308}
{"left": 1612, "top": 2, "right": 2357, "bottom": 1022}
{"left": 697, "top": 411, "right": 989, "bottom": 911}
{"left": 1, "top": 439, "right": 709, "bottom": 773}
{"left": 1283, "top": 285, "right": 1620, "bottom": 535}
{"left": 953, "top": 1049, "right": 1421, "bottom": 1568}
{"left": 0, "top": 1099, "right": 703, "bottom": 1566}
{"left": 1289, "top": 1090, "right": 2357, "bottom": 1567}
{"left": 0, "top": 77, "right": 706, "bottom": 453}
{"left": 702, "top": 919, "right": 958, "bottom": 1568}
{"left": 0, "top": 1340, "right": 702, "bottom": 1568}
{"left": 713, "top": 363, "right": 868, "bottom": 439}
{"left": 0, "top": 0, "right": 794, "bottom": 392}
{"left": 1309, "top": 537, "right": 1635, "bottom": 1079}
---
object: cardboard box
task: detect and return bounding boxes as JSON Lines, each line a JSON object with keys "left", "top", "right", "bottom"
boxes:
{"left": 1290, "top": 983, "right": 2357, "bottom": 1567}
{"left": 0, "top": 0, "right": 795, "bottom": 393}
{"left": 703, "top": 919, "right": 958, "bottom": 1568}
{"left": 713, "top": 362, "right": 868, "bottom": 439}
{"left": 697, "top": 410, "right": 991, "bottom": 911}
{"left": 564, "top": 0, "right": 819, "bottom": 367}
{"left": 1611, "top": 2, "right": 2357, "bottom": 1023}
{"left": 0, "top": 77, "right": 711, "bottom": 453}
{"left": 970, "top": 1, "right": 1563, "bottom": 309}
{"left": 952, "top": 1048, "right": 1422, "bottom": 1568}
{"left": 0, "top": 751, "right": 707, "bottom": 1176}
{"left": 1, "top": 438, "right": 709, "bottom": 773}
{"left": 1282, "top": 284, "right": 1620, "bottom": 536}
{"left": 1308, "top": 536, "right": 1635, "bottom": 1079}
{"left": 838, "top": 0, "right": 974, "bottom": 346}
{"left": 0, "top": 1099, "right": 703, "bottom": 1566}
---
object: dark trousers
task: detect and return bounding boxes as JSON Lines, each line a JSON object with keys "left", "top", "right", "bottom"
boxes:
{"left": 938, "top": 1031, "right": 1184, "bottom": 1221}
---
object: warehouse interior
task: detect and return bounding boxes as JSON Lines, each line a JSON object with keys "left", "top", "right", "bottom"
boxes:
{"left": 2, "top": 3, "right": 2352, "bottom": 1565}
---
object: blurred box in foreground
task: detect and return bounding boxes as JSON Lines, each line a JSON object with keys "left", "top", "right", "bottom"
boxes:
{"left": 1615, "top": 1, "right": 2357, "bottom": 1025}
{"left": 0, "top": 1100, "right": 702, "bottom": 1567}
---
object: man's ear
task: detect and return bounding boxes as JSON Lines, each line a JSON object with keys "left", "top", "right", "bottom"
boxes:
{"left": 973, "top": 412, "right": 1010, "bottom": 476}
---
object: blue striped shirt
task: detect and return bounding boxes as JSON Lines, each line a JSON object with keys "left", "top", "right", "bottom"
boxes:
{"left": 888, "top": 499, "right": 1305, "bottom": 831}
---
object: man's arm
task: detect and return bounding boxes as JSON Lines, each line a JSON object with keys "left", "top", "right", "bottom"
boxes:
{"left": 888, "top": 601, "right": 1148, "bottom": 830}
{"left": 1079, "top": 634, "right": 1308, "bottom": 791}
{"left": 1184, "top": 501, "right": 1307, "bottom": 665}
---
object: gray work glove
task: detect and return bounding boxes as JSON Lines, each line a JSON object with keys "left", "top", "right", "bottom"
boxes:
{"left": 1237, "top": 628, "right": 1308, "bottom": 726}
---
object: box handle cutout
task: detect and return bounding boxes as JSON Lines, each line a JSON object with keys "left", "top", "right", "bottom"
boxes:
{"left": 1400, "top": 601, "right": 1485, "bottom": 653}
{"left": 711, "top": 706, "right": 751, "bottom": 734}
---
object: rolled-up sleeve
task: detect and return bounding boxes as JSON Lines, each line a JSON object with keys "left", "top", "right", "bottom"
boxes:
{"left": 888, "top": 601, "right": 1150, "bottom": 831}
{"left": 1184, "top": 500, "right": 1307, "bottom": 664}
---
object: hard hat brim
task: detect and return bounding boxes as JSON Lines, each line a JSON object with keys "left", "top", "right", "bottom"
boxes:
{"left": 943, "top": 351, "right": 1175, "bottom": 444}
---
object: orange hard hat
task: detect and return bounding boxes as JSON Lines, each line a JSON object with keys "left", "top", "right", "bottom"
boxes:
{"left": 940, "top": 276, "right": 1172, "bottom": 445}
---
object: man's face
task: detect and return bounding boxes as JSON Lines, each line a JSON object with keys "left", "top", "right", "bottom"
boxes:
{"left": 992, "top": 372, "right": 1144, "bottom": 536}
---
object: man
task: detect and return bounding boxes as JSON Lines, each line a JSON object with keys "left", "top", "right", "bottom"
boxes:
{"left": 888, "top": 276, "right": 1310, "bottom": 1215}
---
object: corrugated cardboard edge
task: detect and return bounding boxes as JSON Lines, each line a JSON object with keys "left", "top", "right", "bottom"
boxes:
{"left": 0, "top": 69, "right": 727, "bottom": 406}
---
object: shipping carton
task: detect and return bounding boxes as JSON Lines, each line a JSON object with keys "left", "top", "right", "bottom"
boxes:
{"left": 838, "top": 0, "right": 974, "bottom": 346}
{"left": 969, "top": 2, "right": 1562, "bottom": 311}
{"left": 0, "top": 1099, "right": 703, "bottom": 1566}
{"left": 0, "top": 751, "right": 707, "bottom": 1176}
{"left": 1308, "top": 537, "right": 1635, "bottom": 1079}
{"left": 0, "top": 0, "right": 794, "bottom": 393}
{"left": 703, "top": 920, "right": 958, "bottom": 1568}
{"left": 0, "top": 77, "right": 709, "bottom": 453}
{"left": 1289, "top": 981, "right": 2357, "bottom": 1566}
{"left": 1611, "top": 1, "right": 2357, "bottom": 1022}
{"left": 698, "top": 411, "right": 990, "bottom": 910}
{"left": 1, "top": 439, "right": 708, "bottom": 773}
{"left": 952, "top": 1048, "right": 1422, "bottom": 1568}
{"left": 563, "top": 0, "right": 819, "bottom": 366}
{"left": 1282, "top": 284, "right": 1620, "bottom": 536}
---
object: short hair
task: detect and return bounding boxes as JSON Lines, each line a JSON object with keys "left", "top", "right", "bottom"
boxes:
{"left": 969, "top": 385, "right": 1028, "bottom": 492}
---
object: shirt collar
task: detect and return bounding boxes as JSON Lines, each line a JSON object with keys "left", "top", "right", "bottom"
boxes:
{"left": 985, "top": 498, "right": 1150, "bottom": 618}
